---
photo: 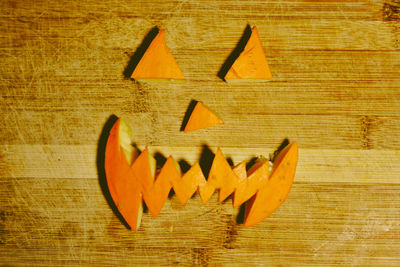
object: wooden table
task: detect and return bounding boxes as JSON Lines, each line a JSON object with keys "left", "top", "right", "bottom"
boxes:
{"left": 1, "top": 0, "right": 400, "bottom": 265}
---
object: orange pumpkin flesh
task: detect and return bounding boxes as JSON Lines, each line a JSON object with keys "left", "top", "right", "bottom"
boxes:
{"left": 225, "top": 26, "right": 272, "bottom": 81}
{"left": 173, "top": 163, "right": 206, "bottom": 205}
{"left": 233, "top": 159, "right": 269, "bottom": 208}
{"left": 104, "top": 118, "right": 298, "bottom": 230}
{"left": 184, "top": 101, "right": 224, "bottom": 133}
{"left": 144, "top": 156, "right": 181, "bottom": 218}
{"left": 131, "top": 29, "right": 185, "bottom": 81}
{"left": 199, "top": 148, "right": 239, "bottom": 204}
{"left": 232, "top": 161, "right": 247, "bottom": 206}
{"left": 244, "top": 142, "right": 298, "bottom": 227}
{"left": 104, "top": 119, "right": 143, "bottom": 232}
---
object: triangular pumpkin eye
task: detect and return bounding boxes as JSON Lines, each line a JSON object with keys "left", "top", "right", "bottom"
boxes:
{"left": 131, "top": 29, "right": 185, "bottom": 81}
{"left": 225, "top": 26, "right": 272, "bottom": 81}
{"left": 183, "top": 101, "right": 224, "bottom": 133}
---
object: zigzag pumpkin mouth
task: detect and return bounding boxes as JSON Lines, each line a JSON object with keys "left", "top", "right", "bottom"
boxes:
{"left": 103, "top": 117, "right": 298, "bottom": 231}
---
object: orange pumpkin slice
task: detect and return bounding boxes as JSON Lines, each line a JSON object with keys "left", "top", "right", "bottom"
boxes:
{"left": 225, "top": 26, "right": 272, "bottom": 81}
{"left": 131, "top": 29, "right": 185, "bottom": 81}
{"left": 173, "top": 163, "right": 207, "bottom": 205}
{"left": 143, "top": 156, "right": 181, "bottom": 218}
{"left": 233, "top": 159, "right": 269, "bottom": 208}
{"left": 243, "top": 142, "right": 298, "bottom": 227}
{"left": 199, "top": 148, "right": 239, "bottom": 204}
{"left": 104, "top": 118, "right": 143, "bottom": 232}
{"left": 183, "top": 101, "right": 224, "bottom": 133}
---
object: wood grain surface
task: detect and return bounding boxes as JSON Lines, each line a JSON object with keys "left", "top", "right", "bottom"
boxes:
{"left": 1, "top": 0, "right": 400, "bottom": 266}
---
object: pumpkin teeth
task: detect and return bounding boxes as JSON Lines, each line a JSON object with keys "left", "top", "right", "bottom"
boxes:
{"left": 183, "top": 101, "right": 224, "bottom": 132}
{"left": 105, "top": 118, "right": 298, "bottom": 230}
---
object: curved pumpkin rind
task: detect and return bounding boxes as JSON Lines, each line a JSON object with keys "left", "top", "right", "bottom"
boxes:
{"left": 104, "top": 119, "right": 143, "bottom": 231}
{"left": 243, "top": 142, "right": 298, "bottom": 227}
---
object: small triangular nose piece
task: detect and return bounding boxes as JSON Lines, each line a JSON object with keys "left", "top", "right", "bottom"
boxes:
{"left": 183, "top": 101, "right": 224, "bottom": 133}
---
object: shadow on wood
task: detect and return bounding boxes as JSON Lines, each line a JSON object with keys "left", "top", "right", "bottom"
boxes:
{"left": 96, "top": 115, "right": 131, "bottom": 230}
{"left": 226, "top": 156, "right": 234, "bottom": 167}
{"left": 271, "top": 138, "right": 290, "bottom": 162}
{"left": 246, "top": 157, "right": 261, "bottom": 171}
{"left": 154, "top": 151, "right": 168, "bottom": 170}
{"left": 217, "top": 24, "right": 252, "bottom": 81}
{"left": 236, "top": 203, "right": 246, "bottom": 224}
{"left": 198, "top": 143, "right": 215, "bottom": 179}
{"left": 178, "top": 159, "right": 191, "bottom": 174}
{"left": 123, "top": 26, "right": 160, "bottom": 79}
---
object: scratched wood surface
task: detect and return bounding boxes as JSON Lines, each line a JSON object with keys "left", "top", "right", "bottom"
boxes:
{"left": 1, "top": 0, "right": 400, "bottom": 266}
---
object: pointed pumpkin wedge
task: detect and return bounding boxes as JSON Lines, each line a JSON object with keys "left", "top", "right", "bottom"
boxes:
{"left": 144, "top": 156, "right": 181, "bottom": 218}
{"left": 225, "top": 26, "right": 272, "bottom": 81}
{"left": 243, "top": 142, "right": 298, "bottom": 227}
{"left": 232, "top": 161, "right": 246, "bottom": 205}
{"left": 199, "top": 148, "right": 239, "bottom": 204}
{"left": 173, "top": 162, "right": 206, "bottom": 205}
{"left": 104, "top": 118, "right": 143, "bottom": 231}
{"left": 233, "top": 159, "right": 269, "bottom": 208}
{"left": 183, "top": 101, "right": 224, "bottom": 133}
{"left": 132, "top": 147, "right": 156, "bottom": 193}
{"left": 131, "top": 29, "right": 185, "bottom": 81}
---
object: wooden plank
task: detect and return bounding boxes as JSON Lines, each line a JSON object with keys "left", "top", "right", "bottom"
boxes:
{"left": 1, "top": 111, "right": 400, "bottom": 149}
{"left": 1, "top": 1, "right": 397, "bottom": 50}
{"left": 1, "top": 178, "right": 399, "bottom": 265}
{"left": 3, "top": 79, "right": 400, "bottom": 116}
{"left": 2, "top": 48, "right": 399, "bottom": 86}
{"left": 1, "top": 246, "right": 195, "bottom": 266}
{"left": 3, "top": 19, "right": 398, "bottom": 51}
{"left": 1, "top": 145, "right": 400, "bottom": 184}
